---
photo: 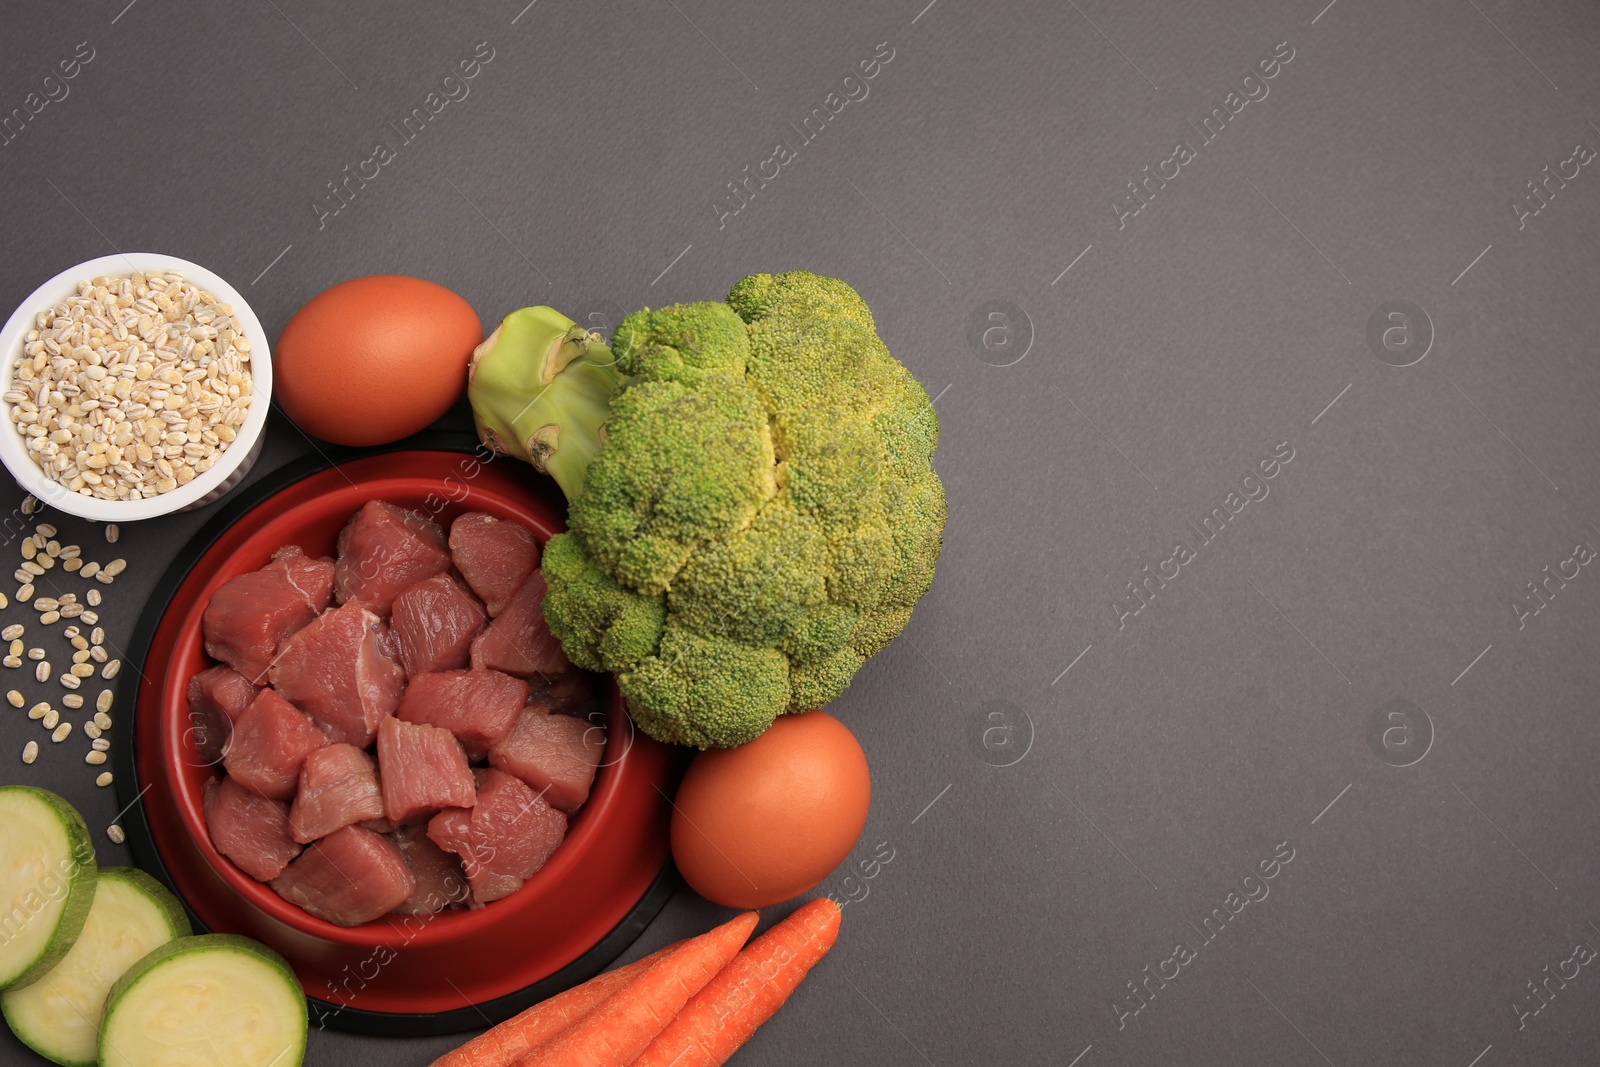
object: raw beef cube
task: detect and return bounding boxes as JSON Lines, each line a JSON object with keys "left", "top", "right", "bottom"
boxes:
{"left": 427, "top": 769, "right": 567, "bottom": 904}
{"left": 528, "top": 671, "right": 598, "bottom": 716}
{"left": 391, "top": 574, "right": 487, "bottom": 675}
{"left": 395, "top": 669, "right": 527, "bottom": 761}
{"left": 377, "top": 716, "right": 476, "bottom": 823}
{"left": 270, "top": 601, "right": 406, "bottom": 747}
{"left": 423, "top": 811, "right": 479, "bottom": 898}
{"left": 449, "top": 512, "right": 539, "bottom": 616}
{"left": 271, "top": 825, "right": 415, "bottom": 927}
{"left": 488, "top": 707, "right": 603, "bottom": 815}
{"left": 278, "top": 545, "right": 337, "bottom": 609}
{"left": 390, "top": 824, "right": 470, "bottom": 915}
{"left": 470, "top": 571, "right": 571, "bottom": 679}
{"left": 223, "top": 689, "right": 327, "bottom": 800}
{"left": 334, "top": 501, "right": 451, "bottom": 614}
{"left": 185, "top": 665, "right": 258, "bottom": 766}
{"left": 202, "top": 545, "right": 337, "bottom": 683}
{"left": 289, "top": 743, "right": 385, "bottom": 844}
{"left": 203, "top": 776, "right": 302, "bottom": 881}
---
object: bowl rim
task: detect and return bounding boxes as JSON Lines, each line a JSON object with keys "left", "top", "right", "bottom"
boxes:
{"left": 0, "top": 251, "right": 273, "bottom": 522}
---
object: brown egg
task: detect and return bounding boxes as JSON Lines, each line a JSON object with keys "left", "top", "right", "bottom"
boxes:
{"left": 671, "top": 712, "right": 870, "bottom": 909}
{"left": 274, "top": 275, "right": 481, "bottom": 446}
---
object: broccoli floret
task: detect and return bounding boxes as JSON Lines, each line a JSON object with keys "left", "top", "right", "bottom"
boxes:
{"left": 539, "top": 532, "right": 666, "bottom": 670}
{"left": 669, "top": 502, "right": 828, "bottom": 647}
{"left": 618, "top": 624, "right": 790, "bottom": 749}
{"left": 611, "top": 301, "right": 751, "bottom": 385}
{"left": 569, "top": 372, "right": 775, "bottom": 595}
{"left": 469, "top": 271, "right": 946, "bottom": 748}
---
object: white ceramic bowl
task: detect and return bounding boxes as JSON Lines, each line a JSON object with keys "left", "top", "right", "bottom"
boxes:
{"left": 0, "top": 253, "right": 272, "bottom": 522}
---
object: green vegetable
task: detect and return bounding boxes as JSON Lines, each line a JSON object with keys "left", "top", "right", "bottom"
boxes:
{"left": 98, "top": 933, "right": 307, "bottom": 1067}
{"left": 2, "top": 869, "right": 190, "bottom": 1066}
{"left": 468, "top": 305, "right": 624, "bottom": 499}
{"left": 470, "top": 272, "right": 945, "bottom": 747}
{"left": 0, "top": 786, "right": 97, "bottom": 991}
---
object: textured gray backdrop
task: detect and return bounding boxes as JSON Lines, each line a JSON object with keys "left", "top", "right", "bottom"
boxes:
{"left": 3, "top": 0, "right": 1600, "bottom": 1064}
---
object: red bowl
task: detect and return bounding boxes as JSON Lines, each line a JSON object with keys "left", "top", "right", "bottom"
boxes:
{"left": 118, "top": 445, "right": 677, "bottom": 1033}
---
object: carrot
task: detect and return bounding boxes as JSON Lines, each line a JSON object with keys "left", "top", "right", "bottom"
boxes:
{"left": 428, "top": 943, "right": 680, "bottom": 1067}
{"left": 632, "top": 898, "right": 841, "bottom": 1067}
{"left": 518, "top": 911, "right": 759, "bottom": 1067}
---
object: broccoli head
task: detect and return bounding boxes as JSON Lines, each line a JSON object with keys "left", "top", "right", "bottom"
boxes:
{"left": 469, "top": 271, "right": 946, "bottom": 748}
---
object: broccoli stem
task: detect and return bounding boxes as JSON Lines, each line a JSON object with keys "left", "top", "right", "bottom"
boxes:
{"left": 467, "top": 306, "right": 626, "bottom": 500}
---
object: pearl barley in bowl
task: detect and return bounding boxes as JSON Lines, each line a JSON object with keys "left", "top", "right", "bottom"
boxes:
{"left": 0, "top": 253, "right": 272, "bottom": 523}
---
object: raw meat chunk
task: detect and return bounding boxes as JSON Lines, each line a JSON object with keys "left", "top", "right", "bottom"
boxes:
{"left": 449, "top": 512, "right": 538, "bottom": 616}
{"left": 470, "top": 570, "right": 571, "bottom": 679}
{"left": 203, "top": 776, "right": 302, "bottom": 881}
{"left": 270, "top": 601, "right": 406, "bottom": 747}
{"left": 202, "top": 545, "right": 336, "bottom": 683}
{"left": 488, "top": 707, "right": 603, "bottom": 815}
{"left": 223, "top": 689, "right": 327, "bottom": 800}
{"left": 185, "top": 665, "right": 258, "bottom": 766}
{"left": 390, "top": 824, "right": 471, "bottom": 915}
{"left": 377, "top": 716, "right": 476, "bottom": 823}
{"left": 427, "top": 769, "right": 567, "bottom": 904}
{"left": 395, "top": 669, "right": 527, "bottom": 761}
{"left": 334, "top": 501, "right": 450, "bottom": 614}
{"left": 390, "top": 574, "right": 487, "bottom": 675}
{"left": 271, "top": 825, "right": 415, "bottom": 927}
{"left": 289, "top": 744, "right": 385, "bottom": 844}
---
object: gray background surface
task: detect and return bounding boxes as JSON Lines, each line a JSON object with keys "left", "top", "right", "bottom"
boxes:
{"left": 3, "top": 0, "right": 1600, "bottom": 1063}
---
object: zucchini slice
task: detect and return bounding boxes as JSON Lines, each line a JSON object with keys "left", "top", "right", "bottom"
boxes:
{"left": 99, "top": 933, "right": 307, "bottom": 1067}
{"left": 2, "top": 869, "right": 191, "bottom": 1066}
{"left": 0, "top": 786, "right": 97, "bottom": 990}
